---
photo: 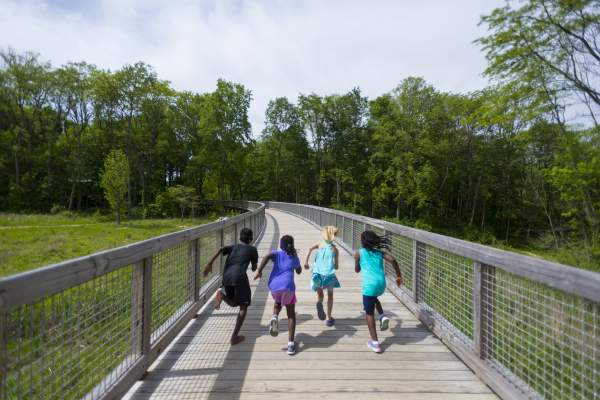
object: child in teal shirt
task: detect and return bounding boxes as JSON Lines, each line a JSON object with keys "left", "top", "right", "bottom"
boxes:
{"left": 354, "top": 230, "right": 402, "bottom": 353}
{"left": 304, "top": 226, "right": 340, "bottom": 326}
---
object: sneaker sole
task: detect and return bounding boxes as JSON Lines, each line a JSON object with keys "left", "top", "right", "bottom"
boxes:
{"left": 269, "top": 319, "right": 279, "bottom": 337}
{"left": 287, "top": 350, "right": 296, "bottom": 355}
{"left": 316, "top": 302, "right": 326, "bottom": 320}
{"left": 380, "top": 318, "right": 389, "bottom": 331}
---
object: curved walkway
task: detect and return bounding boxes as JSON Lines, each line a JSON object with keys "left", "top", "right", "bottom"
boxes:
{"left": 123, "top": 209, "right": 499, "bottom": 400}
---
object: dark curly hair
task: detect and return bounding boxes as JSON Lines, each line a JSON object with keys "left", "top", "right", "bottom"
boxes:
{"left": 279, "top": 235, "right": 296, "bottom": 256}
{"left": 360, "top": 230, "right": 391, "bottom": 251}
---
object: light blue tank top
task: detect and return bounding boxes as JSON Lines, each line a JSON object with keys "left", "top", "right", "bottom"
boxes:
{"left": 359, "top": 248, "right": 386, "bottom": 296}
{"left": 312, "top": 243, "right": 336, "bottom": 276}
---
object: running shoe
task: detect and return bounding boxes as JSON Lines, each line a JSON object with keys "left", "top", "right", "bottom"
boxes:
{"left": 367, "top": 340, "right": 382, "bottom": 353}
{"left": 380, "top": 316, "right": 390, "bottom": 331}
{"left": 287, "top": 342, "right": 296, "bottom": 355}
{"left": 269, "top": 316, "right": 279, "bottom": 337}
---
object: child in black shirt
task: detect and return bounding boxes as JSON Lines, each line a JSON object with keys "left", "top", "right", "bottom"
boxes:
{"left": 204, "top": 227, "right": 258, "bottom": 345}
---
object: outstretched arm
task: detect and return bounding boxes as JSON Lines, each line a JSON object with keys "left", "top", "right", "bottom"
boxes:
{"left": 304, "top": 243, "right": 319, "bottom": 269}
{"left": 383, "top": 251, "right": 402, "bottom": 286}
{"left": 254, "top": 254, "right": 273, "bottom": 280}
{"left": 354, "top": 251, "right": 361, "bottom": 273}
{"left": 203, "top": 248, "right": 223, "bottom": 277}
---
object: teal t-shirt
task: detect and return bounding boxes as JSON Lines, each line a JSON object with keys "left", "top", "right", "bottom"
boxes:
{"left": 312, "top": 243, "right": 336, "bottom": 276}
{"left": 359, "top": 248, "right": 386, "bottom": 296}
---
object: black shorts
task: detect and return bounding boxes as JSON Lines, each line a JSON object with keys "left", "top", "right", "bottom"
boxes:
{"left": 363, "top": 295, "right": 380, "bottom": 315}
{"left": 224, "top": 284, "right": 252, "bottom": 306}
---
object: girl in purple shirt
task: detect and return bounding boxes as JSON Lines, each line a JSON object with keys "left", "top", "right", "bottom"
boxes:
{"left": 254, "top": 235, "right": 302, "bottom": 355}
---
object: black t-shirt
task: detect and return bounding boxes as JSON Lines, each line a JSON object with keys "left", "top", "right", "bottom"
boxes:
{"left": 221, "top": 244, "right": 259, "bottom": 286}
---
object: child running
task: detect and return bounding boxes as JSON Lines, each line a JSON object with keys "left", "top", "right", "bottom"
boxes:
{"left": 304, "top": 226, "right": 340, "bottom": 326}
{"left": 354, "top": 230, "right": 402, "bottom": 353}
{"left": 204, "top": 227, "right": 258, "bottom": 345}
{"left": 254, "top": 235, "right": 302, "bottom": 355}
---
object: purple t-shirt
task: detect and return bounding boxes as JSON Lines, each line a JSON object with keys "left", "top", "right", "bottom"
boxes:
{"left": 268, "top": 250, "right": 301, "bottom": 292}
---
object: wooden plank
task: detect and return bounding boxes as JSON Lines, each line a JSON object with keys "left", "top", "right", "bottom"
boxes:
{"left": 167, "top": 342, "right": 451, "bottom": 353}
{"left": 151, "top": 351, "right": 458, "bottom": 362}
{"left": 131, "top": 379, "right": 493, "bottom": 394}
{"left": 126, "top": 393, "right": 500, "bottom": 400}
{"left": 144, "top": 369, "right": 481, "bottom": 381}
{"left": 147, "top": 359, "right": 469, "bottom": 371}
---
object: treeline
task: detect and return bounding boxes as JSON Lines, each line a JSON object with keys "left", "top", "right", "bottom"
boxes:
{"left": 0, "top": 54, "right": 253, "bottom": 215}
{"left": 1, "top": 0, "right": 599, "bottom": 268}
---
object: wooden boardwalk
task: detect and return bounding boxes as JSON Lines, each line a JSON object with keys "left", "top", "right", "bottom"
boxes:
{"left": 123, "top": 209, "right": 499, "bottom": 400}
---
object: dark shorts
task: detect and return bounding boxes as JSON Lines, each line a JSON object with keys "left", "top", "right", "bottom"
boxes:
{"left": 224, "top": 284, "right": 251, "bottom": 306}
{"left": 363, "top": 295, "right": 380, "bottom": 315}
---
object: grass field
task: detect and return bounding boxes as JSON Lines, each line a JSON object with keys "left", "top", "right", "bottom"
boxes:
{"left": 0, "top": 212, "right": 220, "bottom": 277}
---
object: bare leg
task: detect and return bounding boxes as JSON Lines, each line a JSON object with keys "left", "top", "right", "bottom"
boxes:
{"left": 327, "top": 288, "right": 334, "bottom": 320}
{"left": 273, "top": 302, "right": 282, "bottom": 317}
{"left": 365, "top": 313, "right": 378, "bottom": 342}
{"left": 231, "top": 304, "right": 247, "bottom": 345}
{"left": 286, "top": 304, "right": 296, "bottom": 343}
{"left": 221, "top": 296, "right": 237, "bottom": 308}
{"left": 316, "top": 287, "right": 324, "bottom": 303}
{"left": 374, "top": 298, "right": 384, "bottom": 316}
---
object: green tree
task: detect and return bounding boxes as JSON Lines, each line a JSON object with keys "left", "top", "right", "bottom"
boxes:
{"left": 100, "top": 150, "right": 129, "bottom": 224}
{"left": 166, "top": 185, "right": 199, "bottom": 219}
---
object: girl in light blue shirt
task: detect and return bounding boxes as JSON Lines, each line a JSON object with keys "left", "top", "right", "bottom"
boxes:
{"left": 304, "top": 226, "right": 340, "bottom": 326}
{"left": 354, "top": 230, "right": 402, "bottom": 353}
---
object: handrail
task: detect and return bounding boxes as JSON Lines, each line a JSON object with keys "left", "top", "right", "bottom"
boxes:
{"left": 0, "top": 201, "right": 266, "bottom": 400}
{"left": 267, "top": 201, "right": 600, "bottom": 400}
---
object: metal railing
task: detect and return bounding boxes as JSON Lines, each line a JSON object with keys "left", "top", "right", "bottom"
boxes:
{"left": 0, "top": 201, "right": 266, "bottom": 400}
{"left": 267, "top": 201, "right": 600, "bottom": 400}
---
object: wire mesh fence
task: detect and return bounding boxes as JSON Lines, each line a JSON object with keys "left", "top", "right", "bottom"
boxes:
{"left": 267, "top": 201, "right": 600, "bottom": 400}
{"left": 482, "top": 267, "right": 600, "bottom": 399}
{"left": 0, "top": 202, "right": 266, "bottom": 400}
{"left": 3, "top": 266, "right": 138, "bottom": 400}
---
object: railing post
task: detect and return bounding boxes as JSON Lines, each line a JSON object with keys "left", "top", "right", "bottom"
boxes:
{"left": 190, "top": 239, "right": 200, "bottom": 302}
{"left": 219, "top": 225, "right": 225, "bottom": 274}
{"left": 473, "top": 262, "right": 482, "bottom": 357}
{"left": 132, "top": 256, "right": 153, "bottom": 356}
{"left": 0, "top": 310, "right": 6, "bottom": 399}
{"left": 413, "top": 241, "right": 425, "bottom": 303}
{"left": 480, "top": 264, "right": 495, "bottom": 360}
{"left": 350, "top": 219, "right": 355, "bottom": 249}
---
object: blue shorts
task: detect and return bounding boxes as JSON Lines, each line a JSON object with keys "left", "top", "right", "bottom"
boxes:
{"left": 363, "top": 295, "right": 381, "bottom": 315}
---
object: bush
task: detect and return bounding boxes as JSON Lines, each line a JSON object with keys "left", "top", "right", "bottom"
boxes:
{"left": 50, "top": 204, "right": 66, "bottom": 215}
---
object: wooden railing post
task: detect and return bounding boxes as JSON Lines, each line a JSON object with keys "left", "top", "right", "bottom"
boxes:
{"left": 219, "top": 226, "right": 225, "bottom": 274}
{"left": 0, "top": 311, "right": 6, "bottom": 399}
{"left": 131, "top": 256, "right": 154, "bottom": 356}
{"left": 480, "top": 264, "right": 495, "bottom": 360}
{"left": 350, "top": 218, "right": 355, "bottom": 249}
{"left": 190, "top": 239, "right": 200, "bottom": 302}
{"left": 473, "top": 262, "right": 482, "bottom": 356}
{"left": 413, "top": 241, "right": 426, "bottom": 303}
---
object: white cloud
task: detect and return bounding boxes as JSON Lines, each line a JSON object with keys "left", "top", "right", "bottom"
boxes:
{"left": 0, "top": 0, "right": 504, "bottom": 135}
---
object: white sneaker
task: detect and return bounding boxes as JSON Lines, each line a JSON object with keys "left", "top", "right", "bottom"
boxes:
{"left": 367, "top": 340, "right": 382, "bottom": 353}
{"left": 380, "top": 316, "right": 390, "bottom": 331}
{"left": 269, "top": 317, "right": 279, "bottom": 337}
{"left": 287, "top": 342, "right": 296, "bottom": 355}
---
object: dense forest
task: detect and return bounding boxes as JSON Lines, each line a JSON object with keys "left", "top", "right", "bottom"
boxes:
{"left": 1, "top": 0, "right": 599, "bottom": 269}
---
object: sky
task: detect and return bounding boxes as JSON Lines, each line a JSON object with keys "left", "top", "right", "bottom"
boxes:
{"left": 0, "top": 0, "right": 505, "bottom": 136}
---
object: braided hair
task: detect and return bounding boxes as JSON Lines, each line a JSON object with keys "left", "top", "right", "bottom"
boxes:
{"left": 360, "top": 230, "right": 391, "bottom": 251}
{"left": 279, "top": 235, "right": 297, "bottom": 256}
